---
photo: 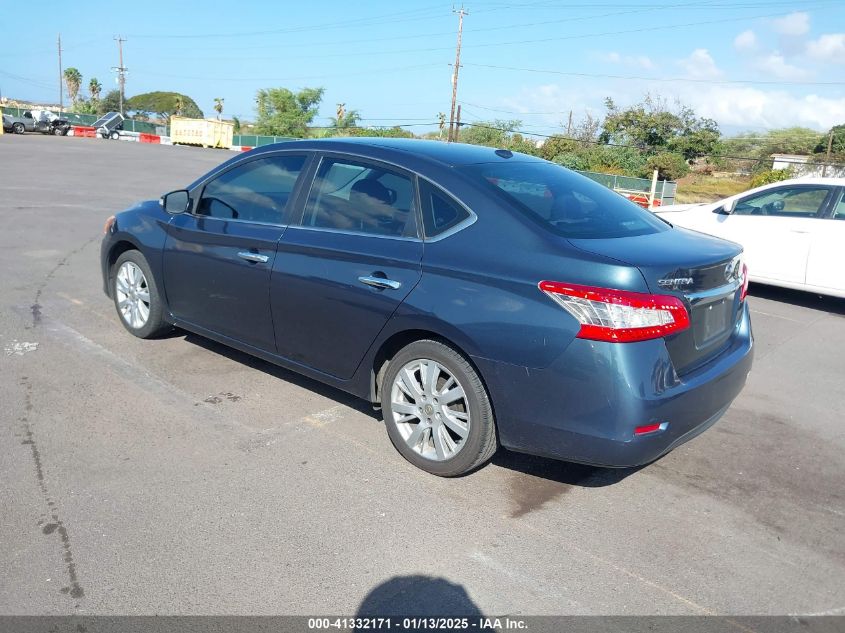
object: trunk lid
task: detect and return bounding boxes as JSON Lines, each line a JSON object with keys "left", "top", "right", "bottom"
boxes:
{"left": 569, "top": 228, "right": 744, "bottom": 375}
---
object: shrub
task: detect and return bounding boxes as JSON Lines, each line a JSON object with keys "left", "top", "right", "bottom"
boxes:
{"left": 750, "top": 168, "right": 794, "bottom": 188}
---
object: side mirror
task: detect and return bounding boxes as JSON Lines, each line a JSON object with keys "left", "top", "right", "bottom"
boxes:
{"left": 160, "top": 190, "right": 190, "bottom": 214}
{"left": 714, "top": 200, "right": 735, "bottom": 215}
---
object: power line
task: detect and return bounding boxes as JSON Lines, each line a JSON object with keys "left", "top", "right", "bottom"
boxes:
{"left": 461, "top": 62, "right": 845, "bottom": 86}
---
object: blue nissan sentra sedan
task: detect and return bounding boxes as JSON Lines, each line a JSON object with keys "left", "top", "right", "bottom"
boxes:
{"left": 100, "top": 138, "right": 753, "bottom": 476}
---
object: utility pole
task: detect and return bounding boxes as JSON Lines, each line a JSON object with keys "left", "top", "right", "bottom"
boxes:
{"left": 112, "top": 36, "right": 128, "bottom": 115}
{"left": 447, "top": 6, "right": 468, "bottom": 143}
{"left": 57, "top": 34, "right": 63, "bottom": 114}
{"left": 822, "top": 131, "right": 834, "bottom": 177}
{"left": 566, "top": 110, "right": 573, "bottom": 136}
{"left": 455, "top": 104, "right": 461, "bottom": 141}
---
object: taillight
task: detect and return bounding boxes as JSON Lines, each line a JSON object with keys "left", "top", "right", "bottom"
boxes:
{"left": 739, "top": 263, "right": 749, "bottom": 302}
{"left": 539, "top": 281, "right": 690, "bottom": 343}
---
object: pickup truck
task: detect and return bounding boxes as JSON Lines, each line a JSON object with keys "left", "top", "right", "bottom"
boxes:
{"left": 2, "top": 110, "right": 71, "bottom": 135}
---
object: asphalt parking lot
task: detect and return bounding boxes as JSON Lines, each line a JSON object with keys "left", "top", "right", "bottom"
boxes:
{"left": 1, "top": 134, "right": 844, "bottom": 617}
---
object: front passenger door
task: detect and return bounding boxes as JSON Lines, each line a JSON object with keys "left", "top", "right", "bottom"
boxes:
{"left": 714, "top": 185, "right": 834, "bottom": 285}
{"left": 163, "top": 153, "right": 309, "bottom": 351}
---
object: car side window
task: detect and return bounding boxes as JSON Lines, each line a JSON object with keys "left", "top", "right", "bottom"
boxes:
{"left": 196, "top": 154, "right": 306, "bottom": 224}
{"left": 733, "top": 186, "right": 830, "bottom": 218}
{"left": 301, "top": 158, "right": 418, "bottom": 238}
{"left": 419, "top": 181, "right": 471, "bottom": 238}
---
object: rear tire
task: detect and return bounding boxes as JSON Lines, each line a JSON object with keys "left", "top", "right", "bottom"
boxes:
{"left": 381, "top": 339, "right": 497, "bottom": 476}
{"left": 12, "top": 123, "right": 24, "bottom": 134}
{"left": 111, "top": 250, "right": 169, "bottom": 339}
{"left": 109, "top": 131, "right": 119, "bottom": 140}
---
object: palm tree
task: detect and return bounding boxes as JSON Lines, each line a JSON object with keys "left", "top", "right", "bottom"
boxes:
{"left": 437, "top": 112, "right": 446, "bottom": 140}
{"left": 63, "top": 67, "right": 82, "bottom": 106}
{"left": 330, "top": 103, "right": 360, "bottom": 129}
{"left": 88, "top": 78, "right": 102, "bottom": 102}
{"left": 213, "top": 98, "right": 224, "bottom": 120}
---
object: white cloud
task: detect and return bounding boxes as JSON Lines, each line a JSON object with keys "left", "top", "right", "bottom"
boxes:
{"left": 677, "top": 49, "right": 722, "bottom": 79}
{"left": 806, "top": 33, "right": 845, "bottom": 63}
{"left": 752, "top": 53, "right": 811, "bottom": 80}
{"left": 685, "top": 86, "right": 845, "bottom": 130}
{"left": 599, "top": 52, "right": 654, "bottom": 70}
{"left": 772, "top": 12, "right": 810, "bottom": 36}
{"left": 734, "top": 30, "right": 758, "bottom": 52}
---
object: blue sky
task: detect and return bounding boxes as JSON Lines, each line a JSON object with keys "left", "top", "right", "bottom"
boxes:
{"left": 2, "top": 0, "right": 844, "bottom": 136}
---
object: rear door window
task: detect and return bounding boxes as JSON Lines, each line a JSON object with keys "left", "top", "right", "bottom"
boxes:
{"left": 300, "top": 157, "right": 418, "bottom": 238}
{"left": 197, "top": 154, "right": 307, "bottom": 224}
{"left": 462, "top": 161, "right": 668, "bottom": 239}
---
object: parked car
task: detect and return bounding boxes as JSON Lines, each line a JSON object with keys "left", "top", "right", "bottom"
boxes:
{"left": 100, "top": 139, "right": 753, "bottom": 476}
{"left": 2, "top": 110, "right": 71, "bottom": 135}
{"left": 656, "top": 177, "right": 845, "bottom": 298}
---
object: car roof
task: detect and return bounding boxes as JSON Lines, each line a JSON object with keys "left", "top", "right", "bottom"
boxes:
{"left": 247, "top": 137, "right": 545, "bottom": 168}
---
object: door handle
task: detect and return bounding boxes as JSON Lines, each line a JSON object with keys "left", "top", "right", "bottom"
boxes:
{"left": 237, "top": 251, "right": 269, "bottom": 263}
{"left": 358, "top": 275, "right": 402, "bottom": 290}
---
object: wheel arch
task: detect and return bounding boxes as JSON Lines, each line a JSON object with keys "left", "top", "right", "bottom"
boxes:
{"left": 368, "top": 328, "right": 493, "bottom": 417}
{"left": 104, "top": 238, "right": 142, "bottom": 296}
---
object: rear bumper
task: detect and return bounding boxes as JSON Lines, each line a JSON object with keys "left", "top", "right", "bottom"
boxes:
{"left": 473, "top": 302, "right": 753, "bottom": 467}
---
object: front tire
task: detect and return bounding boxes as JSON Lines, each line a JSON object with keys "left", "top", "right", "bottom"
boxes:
{"left": 112, "top": 250, "right": 168, "bottom": 338}
{"left": 381, "top": 340, "right": 497, "bottom": 476}
{"left": 52, "top": 127, "right": 64, "bottom": 136}
{"left": 109, "top": 131, "right": 119, "bottom": 140}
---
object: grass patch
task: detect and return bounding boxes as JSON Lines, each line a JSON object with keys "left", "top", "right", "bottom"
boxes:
{"left": 674, "top": 174, "right": 751, "bottom": 204}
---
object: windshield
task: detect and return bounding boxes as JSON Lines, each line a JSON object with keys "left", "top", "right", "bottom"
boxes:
{"left": 462, "top": 161, "right": 669, "bottom": 239}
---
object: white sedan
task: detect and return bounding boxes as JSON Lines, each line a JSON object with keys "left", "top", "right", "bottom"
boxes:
{"left": 655, "top": 177, "right": 845, "bottom": 298}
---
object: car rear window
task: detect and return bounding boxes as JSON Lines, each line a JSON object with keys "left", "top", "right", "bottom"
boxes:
{"left": 462, "top": 161, "right": 668, "bottom": 239}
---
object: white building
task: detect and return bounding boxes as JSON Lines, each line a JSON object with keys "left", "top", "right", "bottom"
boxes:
{"left": 771, "top": 153, "right": 845, "bottom": 178}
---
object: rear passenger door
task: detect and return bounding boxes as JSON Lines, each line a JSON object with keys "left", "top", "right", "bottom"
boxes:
{"left": 806, "top": 188, "right": 845, "bottom": 294}
{"left": 163, "top": 152, "right": 309, "bottom": 351}
{"left": 271, "top": 155, "right": 423, "bottom": 379}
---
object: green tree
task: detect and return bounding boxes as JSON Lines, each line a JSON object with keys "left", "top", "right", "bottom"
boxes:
{"left": 97, "top": 89, "right": 122, "bottom": 114}
{"left": 127, "top": 91, "right": 203, "bottom": 121}
{"left": 645, "top": 152, "right": 690, "bottom": 180}
{"left": 63, "top": 67, "right": 82, "bottom": 105}
{"left": 600, "top": 95, "right": 720, "bottom": 160}
{"left": 723, "top": 127, "right": 825, "bottom": 172}
{"left": 254, "top": 87, "right": 324, "bottom": 137}
{"left": 814, "top": 124, "right": 845, "bottom": 157}
{"left": 88, "top": 78, "right": 102, "bottom": 101}
{"left": 213, "top": 97, "right": 224, "bottom": 120}
{"left": 540, "top": 134, "right": 580, "bottom": 161}
{"left": 232, "top": 115, "right": 242, "bottom": 134}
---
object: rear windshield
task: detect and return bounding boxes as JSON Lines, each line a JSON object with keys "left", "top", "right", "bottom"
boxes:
{"left": 462, "top": 161, "right": 668, "bottom": 239}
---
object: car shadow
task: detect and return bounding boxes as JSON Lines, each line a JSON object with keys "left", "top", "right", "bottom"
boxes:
{"left": 748, "top": 283, "right": 845, "bottom": 315}
{"left": 180, "top": 331, "right": 381, "bottom": 420}
{"left": 492, "top": 449, "right": 643, "bottom": 487}
{"left": 179, "top": 331, "right": 642, "bottom": 489}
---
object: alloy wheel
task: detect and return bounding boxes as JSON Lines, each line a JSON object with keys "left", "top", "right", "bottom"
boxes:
{"left": 115, "top": 261, "right": 151, "bottom": 329}
{"left": 390, "top": 358, "right": 471, "bottom": 462}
